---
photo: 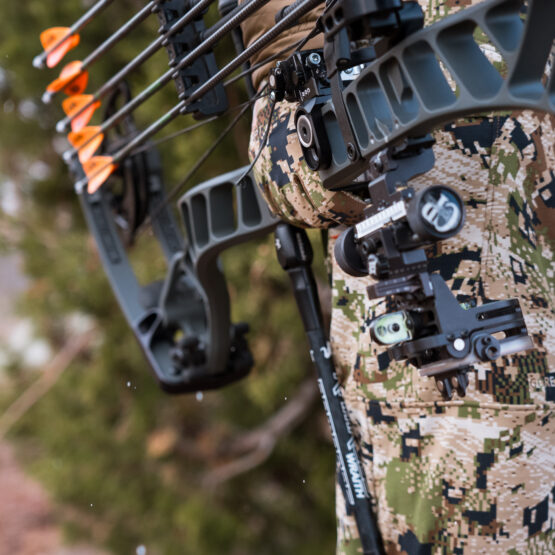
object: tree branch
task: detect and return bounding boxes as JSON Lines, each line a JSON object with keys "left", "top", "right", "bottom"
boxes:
{"left": 203, "top": 378, "right": 318, "bottom": 487}
{"left": 0, "top": 328, "right": 97, "bottom": 440}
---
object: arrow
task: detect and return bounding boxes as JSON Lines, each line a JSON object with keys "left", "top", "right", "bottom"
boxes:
{"left": 33, "top": 0, "right": 115, "bottom": 69}
{"left": 39, "top": 28, "right": 81, "bottom": 69}
{"left": 41, "top": 0, "right": 162, "bottom": 104}
{"left": 82, "top": 156, "right": 118, "bottom": 194}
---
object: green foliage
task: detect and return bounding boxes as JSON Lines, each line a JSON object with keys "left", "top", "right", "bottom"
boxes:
{"left": 0, "top": 1, "right": 336, "bottom": 553}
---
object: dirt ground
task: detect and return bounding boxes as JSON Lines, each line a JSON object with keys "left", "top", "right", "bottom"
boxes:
{"left": 0, "top": 441, "right": 106, "bottom": 555}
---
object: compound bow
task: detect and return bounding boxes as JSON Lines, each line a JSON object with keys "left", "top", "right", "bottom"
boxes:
{"left": 34, "top": 0, "right": 554, "bottom": 552}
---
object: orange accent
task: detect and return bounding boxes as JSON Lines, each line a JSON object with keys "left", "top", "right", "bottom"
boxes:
{"left": 83, "top": 156, "right": 117, "bottom": 194}
{"left": 40, "top": 27, "right": 80, "bottom": 68}
{"left": 46, "top": 61, "right": 85, "bottom": 94}
{"left": 62, "top": 95, "right": 101, "bottom": 132}
{"left": 68, "top": 127, "right": 104, "bottom": 163}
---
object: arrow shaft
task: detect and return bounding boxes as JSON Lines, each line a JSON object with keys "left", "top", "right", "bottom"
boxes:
{"left": 82, "top": 0, "right": 159, "bottom": 69}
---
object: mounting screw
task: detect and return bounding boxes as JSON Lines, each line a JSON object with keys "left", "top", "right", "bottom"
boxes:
{"left": 346, "top": 143, "right": 357, "bottom": 160}
{"left": 308, "top": 52, "right": 321, "bottom": 66}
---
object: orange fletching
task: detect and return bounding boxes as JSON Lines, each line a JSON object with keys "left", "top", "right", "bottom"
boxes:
{"left": 64, "top": 70, "right": 88, "bottom": 96}
{"left": 83, "top": 156, "right": 117, "bottom": 194}
{"left": 67, "top": 126, "right": 102, "bottom": 149}
{"left": 40, "top": 27, "right": 80, "bottom": 68}
{"left": 62, "top": 95, "right": 101, "bottom": 132}
{"left": 68, "top": 127, "right": 104, "bottom": 163}
{"left": 46, "top": 61, "right": 85, "bottom": 94}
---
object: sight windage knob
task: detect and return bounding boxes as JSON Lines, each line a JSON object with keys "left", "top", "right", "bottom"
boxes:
{"left": 334, "top": 227, "right": 369, "bottom": 277}
{"left": 406, "top": 185, "right": 465, "bottom": 241}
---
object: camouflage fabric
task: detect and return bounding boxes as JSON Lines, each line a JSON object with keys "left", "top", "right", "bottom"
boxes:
{"left": 247, "top": 0, "right": 555, "bottom": 552}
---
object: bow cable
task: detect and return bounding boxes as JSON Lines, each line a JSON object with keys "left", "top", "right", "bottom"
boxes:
{"left": 128, "top": 93, "right": 268, "bottom": 156}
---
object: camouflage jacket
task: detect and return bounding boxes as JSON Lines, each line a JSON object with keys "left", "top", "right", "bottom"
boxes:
{"left": 248, "top": 0, "right": 555, "bottom": 553}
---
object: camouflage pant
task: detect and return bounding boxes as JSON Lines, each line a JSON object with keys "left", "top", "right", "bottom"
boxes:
{"left": 248, "top": 5, "right": 555, "bottom": 554}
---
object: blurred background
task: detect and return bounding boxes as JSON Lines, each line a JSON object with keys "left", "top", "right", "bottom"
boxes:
{"left": 0, "top": 0, "right": 337, "bottom": 553}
